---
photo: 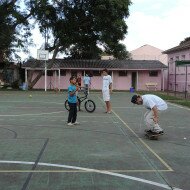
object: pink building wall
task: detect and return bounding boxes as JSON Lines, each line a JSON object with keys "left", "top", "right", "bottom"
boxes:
{"left": 168, "top": 49, "right": 190, "bottom": 92}
{"left": 130, "top": 45, "right": 168, "bottom": 65}
{"left": 32, "top": 70, "right": 163, "bottom": 91}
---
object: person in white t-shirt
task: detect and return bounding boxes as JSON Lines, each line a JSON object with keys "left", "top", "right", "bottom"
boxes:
{"left": 102, "top": 69, "right": 112, "bottom": 113}
{"left": 131, "top": 94, "right": 168, "bottom": 134}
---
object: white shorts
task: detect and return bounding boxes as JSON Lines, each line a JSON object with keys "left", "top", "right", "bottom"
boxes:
{"left": 102, "top": 90, "right": 110, "bottom": 101}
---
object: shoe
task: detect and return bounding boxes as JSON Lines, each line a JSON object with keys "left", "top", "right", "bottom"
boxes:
{"left": 67, "top": 122, "right": 73, "bottom": 126}
{"left": 151, "top": 129, "right": 162, "bottom": 135}
{"left": 145, "top": 129, "right": 152, "bottom": 133}
{"left": 107, "top": 111, "right": 111, "bottom": 114}
{"left": 73, "top": 121, "right": 80, "bottom": 125}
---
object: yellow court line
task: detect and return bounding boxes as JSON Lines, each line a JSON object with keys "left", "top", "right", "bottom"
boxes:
{"left": 97, "top": 96, "right": 173, "bottom": 172}
{"left": 0, "top": 169, "right": 172, "bottom": 173}
{"left": 111, "top": 109, "right": 173, "bottom": 172}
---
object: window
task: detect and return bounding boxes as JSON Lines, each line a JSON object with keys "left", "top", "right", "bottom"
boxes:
{"left": 60, "top": 70, "right": 66, "bottom": 76}
{"left": 43, "top": 70, "right": 53, "bottom": 76}
{"left": 149, "top": 71, "right": 158, "bottom": 77}
{"left": 82, "top": 71, "right": 93, "bottom": 77}
{"left": 71, "top": 70, "right": 77, "bottom": 77}
{"left": 181, "top": 55, "right": 186, "bottom": 60}
{"left": 55, "top": 70, "right": 66, "bottom": 76}
{"left": 175, "top": 56, "right": 179, "bottom": 61}
{"left": 93, "top": 70, "right": 101, "bottom": 76}
{"left": 119, "top": 70, "right": 127, "bottom": 76}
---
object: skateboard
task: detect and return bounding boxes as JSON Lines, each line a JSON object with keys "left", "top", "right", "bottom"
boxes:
{"left": 145, "top": 130, "right": 162, "bottom": 140}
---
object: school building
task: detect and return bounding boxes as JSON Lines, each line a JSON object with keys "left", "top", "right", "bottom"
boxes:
{"left": 22, "top": 59, "right": 167, "bottom": 91}
{"left": 163, "top": 38, "right": 190, "bottom": 92}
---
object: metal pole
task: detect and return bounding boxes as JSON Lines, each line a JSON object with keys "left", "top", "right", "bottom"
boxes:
{"left": 136, "top": 71, "right": 138, "bottom": 91}
{"left": 162, "top": 69, "right": 164, "bottom": 91}
{"left": 58, "top": 69, "right": 61, "bottom": 91}
{"left": 174, "top": 62, "right": 176, "bottom": 96}
{"left": 185, "top": 65, "right": 187, "bottom": 99}
{"left": 167, "top": 62, "right": 169, "bottom": 95}
{"left": 45, "top": 60, "right": 47, "bottom": 91}
{"left": 111, "top": 71, "right": 114, "bottom": 90}
{"left": 54, "top": 70, "right": 57, "bottom": 89}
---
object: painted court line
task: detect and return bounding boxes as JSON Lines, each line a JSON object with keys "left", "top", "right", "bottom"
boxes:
{"left": 97, "top": 96, "right": 173, "bottom": 172}
{"left": 0, "top": 111, "right": 65, "bottom": 117}
{"left": 111, "top": 109, "right": 173, "bottom": 171}
{"left": 0, "top": 160, "right": 182, "bottom": 190}
{"left": 168, "top": 102, "right": 190, "bottom": 111}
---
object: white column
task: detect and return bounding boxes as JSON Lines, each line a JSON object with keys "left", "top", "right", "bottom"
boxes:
{"left": 54, "top": 70, "right": 57, "bottom": 89}
{"left": 162, "top": 69, "right": 165, "bottom": 91}
{"left": 136, "top": 71, "right": 138, "bottom": 91}
{"left": 112, "top": 71, "right": 114, "bottom": 90}
{"left": 25, "top": 69, "right": 28, "bottom": 83}
{"left": 58, "top": 69, "right": 61, "bottom": 91}
{"left": 45, "top": 61, "right": 47, "bottom": 91}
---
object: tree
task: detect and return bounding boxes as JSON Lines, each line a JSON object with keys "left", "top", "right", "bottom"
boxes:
{"left": 180, "top": 37, "right": 190, "bottom": 45}
{"left": 27, "top": 0, "right": 131, "bottom": 88}
{"left": 0, "top": 0, "right": 35, "bottom": 62}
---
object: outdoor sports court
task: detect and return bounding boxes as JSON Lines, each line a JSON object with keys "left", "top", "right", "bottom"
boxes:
{"left": 0, "top": 91, "right": 189, "bottom": 190}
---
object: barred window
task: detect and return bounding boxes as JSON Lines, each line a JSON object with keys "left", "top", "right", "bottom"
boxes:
{"left": 149, "top": 71, "right": 158, "bottom": 77}
{"left": 119, "top": 71, "right": 127, "bottom": 76}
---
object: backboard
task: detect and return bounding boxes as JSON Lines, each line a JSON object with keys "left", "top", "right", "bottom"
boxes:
{"left": 37, "top": 50, "right": 49, "bottom": 60}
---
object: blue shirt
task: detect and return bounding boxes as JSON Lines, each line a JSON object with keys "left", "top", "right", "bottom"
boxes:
{"left": 68, "top": 85, "right": 77, "bottom": 103}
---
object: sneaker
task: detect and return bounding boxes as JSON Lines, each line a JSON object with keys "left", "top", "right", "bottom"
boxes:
{"left": 151, "top": 129, "right": 162, "bottom": 134}
{"left": 67, "top": 122, "right": 73, "bottom": 126}
{"left": 73, "top": 121, "right": 80, "bottom": 125}
{"left": 107, "top": 111, "right": 111, "bottom": 114}
{"left": 159, "top": 131, "right": 164, "bottom": 135}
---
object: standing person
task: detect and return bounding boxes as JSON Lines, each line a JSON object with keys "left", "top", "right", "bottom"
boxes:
{"left": 83, "top": 73, "right": 91, "bottom": 94}
{"left": 67, "top": 76, "right": 80, "bottom": 126}
{"left": 102, "top": 68, "right": 112, "bottom": 113}
{"left": 131, "top": 94, "right": 167, "bottom": 134}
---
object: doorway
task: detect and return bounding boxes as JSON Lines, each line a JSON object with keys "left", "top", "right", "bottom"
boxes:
{"left": 131, "top": 72, "right": 137, "bottom": 89}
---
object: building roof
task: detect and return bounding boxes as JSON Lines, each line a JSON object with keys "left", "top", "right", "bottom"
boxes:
{"left": 163, "top": 41, "right": 190, "bottom": 54}
{"left": 22, "top": 59, "right": 167, "bottom": 70}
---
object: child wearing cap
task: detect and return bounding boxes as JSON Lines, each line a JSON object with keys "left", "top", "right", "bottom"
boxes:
{"left": 131, "top": 94, "right": 167, "bottom": 134}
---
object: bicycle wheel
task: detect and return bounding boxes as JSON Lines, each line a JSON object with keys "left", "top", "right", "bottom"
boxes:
{"left": 65, "top": 100, "right": 70, "bottom": 111}
{"left": 84, "top": 100, "right": 96, "bottom": 113}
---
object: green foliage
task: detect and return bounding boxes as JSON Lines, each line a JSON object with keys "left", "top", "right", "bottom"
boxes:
{"left": 32, "top": 0, "right": 131, "bottom": 59}
{"left": 0, "top": 0, "right": 33, "bottom": 61}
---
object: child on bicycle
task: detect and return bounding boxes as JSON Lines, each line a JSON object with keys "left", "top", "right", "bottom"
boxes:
{"left": 67, "top": 76, "right": 80, "bottom": 126}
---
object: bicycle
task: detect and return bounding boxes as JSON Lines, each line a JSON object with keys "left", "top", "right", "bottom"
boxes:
{"left": 65, "top": 88, "right": 96, "bottom": 113}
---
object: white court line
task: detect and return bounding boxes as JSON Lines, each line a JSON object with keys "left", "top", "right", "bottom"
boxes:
{"left": 167, "top": 102, "right": 190, "bottom": 111}
{"left": 0, "top": 160, "right": 182, "bottom": 190}
{"left": 0, "top": 111, "right": 65, "bottom": 117}
{"left": 0, "top": 100, "right": 65, "bottom": 104}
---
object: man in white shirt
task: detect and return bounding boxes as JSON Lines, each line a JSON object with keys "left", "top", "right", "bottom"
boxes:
{"left": 131, "top": 94, "right": 168, "bottom": 134}
{"left": 83, "top": 74, "right": 91, "bottom": 94}
{"left": 102, "top": 69, "right": 112, "bottom": 113}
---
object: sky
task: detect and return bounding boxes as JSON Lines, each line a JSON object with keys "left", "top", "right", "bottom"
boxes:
{"left": 124, "top": 0, "right": 190, "bottom": 51}
{"left": 19, "top": 0, "right": 190, "bottom": 60}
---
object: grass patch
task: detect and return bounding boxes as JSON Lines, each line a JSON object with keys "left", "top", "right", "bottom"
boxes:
{"left": 137, "top": 91, "right": 181, "bottom": 100}
{"left": 168, "top": 100, "right": 190, "bottom": 108}
{"left": 137, "top": 91, "right": 190, "bottom": 108}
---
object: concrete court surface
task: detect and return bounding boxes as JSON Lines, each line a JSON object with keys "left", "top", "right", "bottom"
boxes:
{"left": 0, "top": 90, "right": 189, "bottom": 190}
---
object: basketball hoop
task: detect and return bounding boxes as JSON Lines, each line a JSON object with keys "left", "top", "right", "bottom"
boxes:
{"left": 37, "top": 49, "right": 49, "bottom": 60}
